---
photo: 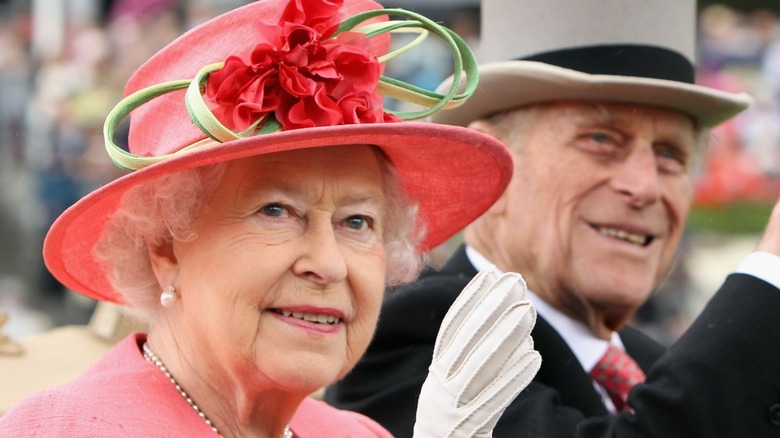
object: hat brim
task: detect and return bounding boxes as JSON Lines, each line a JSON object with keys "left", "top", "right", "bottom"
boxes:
{"left": 431, "top": 61, "right": 752, "bottom": 128}
{"left": 43, "top": 122, "right": 512, "bottom": 304}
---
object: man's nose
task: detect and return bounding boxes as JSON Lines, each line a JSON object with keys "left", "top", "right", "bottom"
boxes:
{"left": 610, "top": 147, "right": 661, "bottom": 208}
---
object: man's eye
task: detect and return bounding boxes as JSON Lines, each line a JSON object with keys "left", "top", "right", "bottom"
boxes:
{"left": 656, "top": 147, "right": 687, "bottom": 173}
{"left": 260, "top": 204, "right": 286, "bottom": 217}
{"left": 589, "top": 132, "right": 611, "bottom": 143}
{"left": 575, "top": 131, "right": 619, "bottom": 155}
{"left": 658, "top": 149, "right": 680, "bottom": 160}
{"left": 656, "top": 143, "right": 688, "bottom": 164}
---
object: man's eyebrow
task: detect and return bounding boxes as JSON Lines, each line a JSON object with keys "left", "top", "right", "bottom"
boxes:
{"left": 557, "top": 105, "right": 617, "bottom": 127}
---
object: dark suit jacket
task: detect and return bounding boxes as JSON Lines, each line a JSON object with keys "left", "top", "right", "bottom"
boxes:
{"left": 325, "top": 245, "right": 780, "bottom": 437}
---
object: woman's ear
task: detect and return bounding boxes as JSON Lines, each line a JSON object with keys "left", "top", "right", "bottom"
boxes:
{"left": 468, "top": 119, "right": 508, "bottom": 216}
{"left": 147, "top": 241, "right": 179, "bottom": 289}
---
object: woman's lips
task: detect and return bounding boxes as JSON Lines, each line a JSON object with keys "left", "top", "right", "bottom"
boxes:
{"left": 271, "top": 308, "right": 341, "bottom": 325}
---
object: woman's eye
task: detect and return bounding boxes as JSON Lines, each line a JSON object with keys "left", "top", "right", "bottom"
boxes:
{"left": 344, "top": 215, "right": 371, "bottom": 231}
{"left": 259, "top": 203, "right": 287, "bottom": 217}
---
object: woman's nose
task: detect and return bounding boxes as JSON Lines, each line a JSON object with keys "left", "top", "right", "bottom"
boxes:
{"left": 292, "top": 219, "right": 348, "bottom": 285}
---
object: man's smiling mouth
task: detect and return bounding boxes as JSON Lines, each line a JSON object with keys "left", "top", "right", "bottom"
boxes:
{"left": 594, "top": 226, "right": 653, "bottom": 247}
{"left": 271, "top": 309, "right": 341, "bottom": 324}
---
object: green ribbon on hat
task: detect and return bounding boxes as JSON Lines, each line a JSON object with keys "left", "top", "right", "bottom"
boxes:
{"left": 339, "top": 9, "right": 478, "bottom": 119}
{"left": 104, "top": 8, "right": 479, "bottom": 171}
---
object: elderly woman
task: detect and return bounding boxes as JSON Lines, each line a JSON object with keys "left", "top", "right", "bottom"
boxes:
{"left": 0, "top": 0, "right": 540, "bottom": 437}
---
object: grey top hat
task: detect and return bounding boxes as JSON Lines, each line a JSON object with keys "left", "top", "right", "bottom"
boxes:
{"left": 432, "top": 0, "right": 752, "bottom": 128}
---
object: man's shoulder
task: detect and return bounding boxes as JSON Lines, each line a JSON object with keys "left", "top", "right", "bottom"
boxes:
{"left": 385, "top": 262, "right": 474, "bottom": 306}
{"left": 360, "top": 262, "right": 475, "bottom": 357}
{"left": 615, "top": 325, "right": 666, "bottom": 373}
{"left": 378, "top": 264, "right": 474, "bottom": 331}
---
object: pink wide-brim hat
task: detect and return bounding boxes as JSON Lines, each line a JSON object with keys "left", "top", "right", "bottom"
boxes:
{"left": 43, "top": 0, "right": 512, "bottom": 304}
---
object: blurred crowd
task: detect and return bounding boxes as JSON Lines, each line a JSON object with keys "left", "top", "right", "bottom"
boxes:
{"left": 0, "top": 0, "right": 779, "bottom": 345}
{"left": 0, "top": 0, "right": 253, "bottom": 336}
{"left": 695, "top": 4, "right": 780, "bottom": 205}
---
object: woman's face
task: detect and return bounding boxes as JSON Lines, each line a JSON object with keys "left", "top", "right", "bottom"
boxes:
{"left": 155, "top": 145, "right": 388, "bottom": 394}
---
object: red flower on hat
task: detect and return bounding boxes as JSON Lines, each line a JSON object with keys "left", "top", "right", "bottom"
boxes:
{"left": 205, "top": 0, "right": 399, "bottom": 132}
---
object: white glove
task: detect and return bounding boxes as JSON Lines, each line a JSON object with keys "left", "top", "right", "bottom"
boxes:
{"left": 413, "top": 267, "right": 542, "bottom": 438}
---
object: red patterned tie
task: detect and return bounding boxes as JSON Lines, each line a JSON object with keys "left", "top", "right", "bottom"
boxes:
{"left": 589, "top": 345, "right": 645, "bottom": 412}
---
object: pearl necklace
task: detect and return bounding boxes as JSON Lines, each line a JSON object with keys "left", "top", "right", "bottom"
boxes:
{"left": 143, "top": 342, "right": 292, "bottom": 438}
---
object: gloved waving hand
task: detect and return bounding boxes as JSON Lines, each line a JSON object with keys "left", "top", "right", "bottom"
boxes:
{"left": 413, "top": 267, "right": 542, "bottom": 438}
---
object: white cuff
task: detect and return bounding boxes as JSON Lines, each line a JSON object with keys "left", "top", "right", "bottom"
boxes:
{"left": 736, "top": 251, "right": 780, "bottom": 291}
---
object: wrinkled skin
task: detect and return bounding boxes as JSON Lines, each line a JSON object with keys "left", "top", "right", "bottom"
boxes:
{"left": 147, "top": 145, "right": 388, "bottom": 436}
{"left": 466, "top": 101, "right": 697, "bottom": 338}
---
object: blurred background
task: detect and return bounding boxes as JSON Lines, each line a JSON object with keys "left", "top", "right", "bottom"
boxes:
{"left": 1, "top": 0, "right": 779, "bottom": 347}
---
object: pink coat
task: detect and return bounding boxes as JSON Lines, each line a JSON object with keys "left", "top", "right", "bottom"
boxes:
{"left": 0, "top": 333, "right": 392, "bottom": 437}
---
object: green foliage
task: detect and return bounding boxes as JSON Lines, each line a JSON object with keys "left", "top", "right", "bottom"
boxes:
{"left": 688, "top": 201, "right": 774, "bottom": 235}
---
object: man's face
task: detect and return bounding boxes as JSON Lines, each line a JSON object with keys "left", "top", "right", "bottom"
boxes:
{"left": 494, "top": 101, "right": 697, "bottom": 333}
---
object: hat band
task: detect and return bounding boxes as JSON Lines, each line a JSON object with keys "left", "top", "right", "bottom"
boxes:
{"left": 520, "top": 44, "right": 694, "bottom": 83}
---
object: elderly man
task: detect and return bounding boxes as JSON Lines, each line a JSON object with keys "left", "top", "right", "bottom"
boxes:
{"left": 325, "top": 0, "right": 780, "bottom": 436}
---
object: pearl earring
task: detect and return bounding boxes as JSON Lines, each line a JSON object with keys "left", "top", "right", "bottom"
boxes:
{"left": 160, "top": 285, "right": 177, "bottom": 307}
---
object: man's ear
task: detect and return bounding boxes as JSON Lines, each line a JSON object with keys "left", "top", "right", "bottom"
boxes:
{"left": 147, "top": 241, "right": 179, "bottom": 289}
{"left": 467, "top": 119, "right": 494, "bottom": 137}
{"left": 486, "top": 184, "right": 509, "bottom": 216}
{"left": 468, "top": 119, "right": 508, "bottom": 216}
